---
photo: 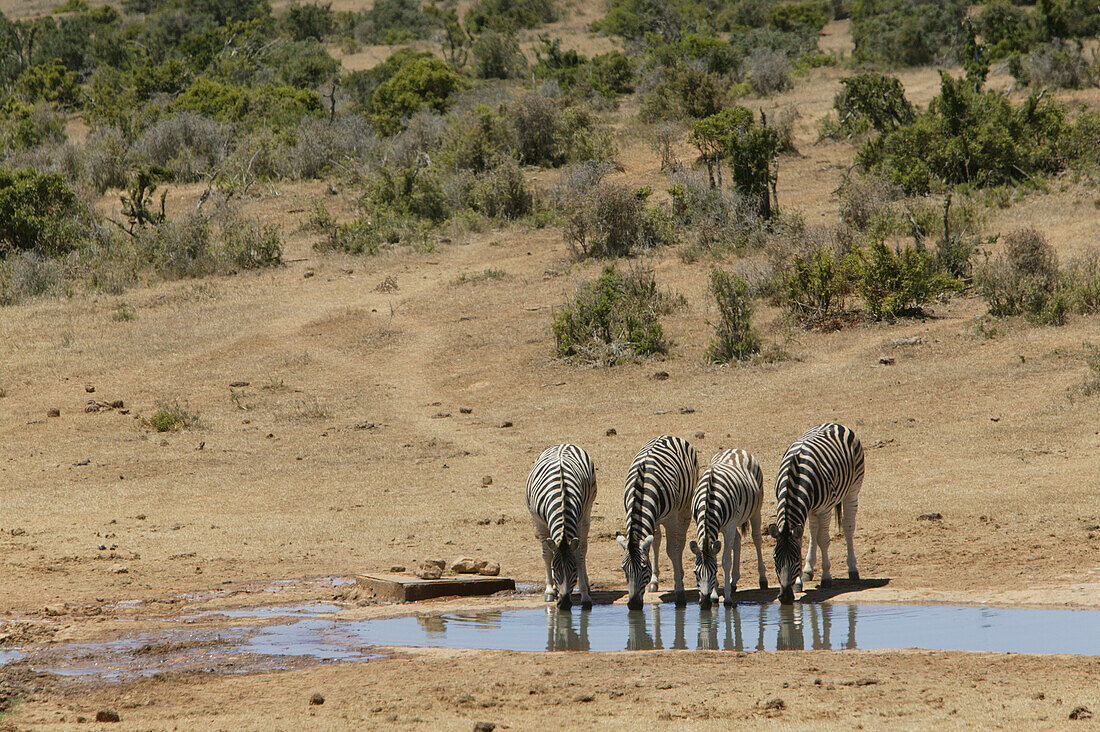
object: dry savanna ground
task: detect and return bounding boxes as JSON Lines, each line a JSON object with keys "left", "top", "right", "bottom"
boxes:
{"left": 1, "top": 1, "right": 1100, "bottom": 729}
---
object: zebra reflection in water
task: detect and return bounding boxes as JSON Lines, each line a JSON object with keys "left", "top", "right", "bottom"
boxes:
{"left": 697, "top": 605, "right": 767, "bottom": 651}
{"left": 776, "top": 602, "right": 857, "bottom": 650}
{"left": 546, "top": 606, "right": 590, "bottom": 651}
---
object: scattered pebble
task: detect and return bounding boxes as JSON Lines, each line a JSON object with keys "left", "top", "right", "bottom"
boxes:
{"left": 917, "top": 513, "right": 943, "bottom": 521}
{"left": 390, "top": 565, "right": 406, "bottom": 573}
{"left": 47, "top": 408, "right": 60, "bottom": 418}
{"left": 481, "top": 475, "right": 493, "bottom": 486}
{"left": 452, "top": 558, "right": 479, "bottom": 574}
{"left": 878, "top": 356, "right": 896, "bottom": 365}
{"left": 888, "top": 336, "right": 924, "bottom": 347}
{"left": 423, "top": 559, "right": 446, "bottom": 571}
{"left": 474, "top": 723, "right": 496, "bottom": 732}
{"left": 85, "top": 385, "right": 95, "bottom": 393}
{"left": 108, "top": 565, "right": 129, "bottom": 574}
{"left": 476, "top": 561, "right": 501, "bottom": 577}
{"left": 763, "top": 698, "right": 785, "bottom": 711}
{"left": 309, "top": 692, "right": 325, "bottom": 706}
{"left": 304, "top": 270, "right": 315, "bottom": 278}
{"left": 95, "top": 709, "right": 120, "bottom": 723}
{"left": 415, "top": 564, "right": 442, "bottom": 580}
{"left": 694, "top": 431, "right": 705, "bottom": 440}
{"left": 431, "top": 412, "right": 452, "bottom": 419}
{"left": 229, "top": 381, "right": 250, "bottom": 387}
{"left": 652, "top": 371, "right": 670, "bottom": 381}
{"left": 498, "top": 421, "right": 513, "bottom": 428}
{"left": 459, "top": 407, "right": 473, "bottom": 414}
{"left": 679, "top": 406, "right": 695, "bottom": 414}
{"left": 1070, "top": 707, "right": 1092, "bottom": 721}
{"left": 606, "top": 428, "right": 617, "bottom": 436}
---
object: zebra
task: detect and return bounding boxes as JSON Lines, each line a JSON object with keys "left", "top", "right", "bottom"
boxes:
{"left": 526, "top": 444, "right": 597, "bottom": 610}
{"left": 617, "top": 435, "right": 698, "bottom": 610}
{"left": 768, "top": 423, "right": 865, "bottom": 604}
{"left": 689, "top": 449, "right": 768, "bottom": 607}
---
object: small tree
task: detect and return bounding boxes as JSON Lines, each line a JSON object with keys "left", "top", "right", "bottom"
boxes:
{"left": 727, "top": 110, "right": 780, "bottom": 219}
{"left": 706, "top": 268, "right": 760, "bottom": 363}
{"left": 689, "top": 107, "right": 753, "bottom": 188}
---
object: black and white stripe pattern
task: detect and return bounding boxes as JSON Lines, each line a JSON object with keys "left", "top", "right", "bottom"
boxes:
{"left": 526, "top": 444, "right": 597, "bottom": 609}
{"left": 771, "top": 424, "right": 865, "bottom": 604}
{"left": 618, "top": 435, "right": 699, "bottom": 609}
{"left": 689, "top": 449, "right": 768, "bottom": 607}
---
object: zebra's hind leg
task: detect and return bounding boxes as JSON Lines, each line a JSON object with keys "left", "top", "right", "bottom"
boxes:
{"left": 540, "top": 537, "right": 557, "bottom": 602}
{"left": 800, "top": 513, "right": 820, "bottom": 587}
{"left": 648, "top": 525, "right": 663, "bottom": 593}
{"left": 578, "top": 520, "right": 593, "bottom": 608}
{"left": 842, "top": 494, "right": 860, "bottom": 581}
{"left": 723, "top": 523, "right": 738, "bottom": 604}
{"left": 817, "top": 509, "right": 834, "bottom": 588}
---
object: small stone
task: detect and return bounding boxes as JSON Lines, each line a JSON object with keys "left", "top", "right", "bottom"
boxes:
{"left": 108, "top": 564, "right": 128, "bottom": 574}
{"left": 415, "top": 563, "right": 442, "bottom": 580}
{"left": 763, "top": 698, "right": 785, "bottom": 711}
{"left": 452, "top": 558, "right": 479, "bottom": 574}
{"left": 694, "top": 431, "right": 705, "bottom": 440}
{"left": 95, "top": 709, "right": 120, "bottom": 723}
{"left": 878, "top": 356, "right": 895, "bottom": 365}
{"left": 309, "top": 692, "right": 325, "bottom": 706}
{"left": 652, "top": 371, "right": 670, "bottom": 380}
{"left": 304, "top": 270, "right": 315, "bottom": 278}
{"left": 474, "top": 723, "right": 496, "bottom": 732}
{"left": 1070, "top": 706, "right": 1093, "bottom": 721}
{"left": 498, "top": 421, "right": 513, "bottom": 428}
{"left": 85, "top": 385, "right": 96, "bottom": 393}
{"left": 47, "top": 408, "right": 60, "bottom": 418}
{"left": 110, "top": 400, "right": 124, "bottom": 409}
{"left": 917, "top": 513, "right": 943, "bottom": 521}
{"left": 679, "top": 406, "right": 695, "bottom": 414}
{"left": 459, "top": 407, "right": 473, "bottom": 414}
{"left": 229, "top": 381, "right": 250, "bottom": 387}
{"left": 423, "top": 558, "right": 446, "bottom": 570}
{"left": 390, "top": 565, "right": 406, "bottom": 573}
{"left": 481, "top": 475, "right": 493, "bottom": 486}
{"left": 431, "top": 412, "right": 452, "bottom": 419}
{"left": 477, "top": 561, "right": 501, "bottom": 577}
{"left": 44, "top": 604, "right": 67, "bottom": 616}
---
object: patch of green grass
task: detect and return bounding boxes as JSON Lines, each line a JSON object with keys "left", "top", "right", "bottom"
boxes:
{"left": 452, "top": 268, "right": 507, "bottom": 285}
{"left": 148, "top": 402, "right": 200, "bottom": 432}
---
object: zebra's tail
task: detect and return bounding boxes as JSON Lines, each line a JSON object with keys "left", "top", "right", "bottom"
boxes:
{"left": 739, "top": 520, "right": 749, "bottom": 537}
{"left": 835, "top": 503, "right": 843, "bottom": 532}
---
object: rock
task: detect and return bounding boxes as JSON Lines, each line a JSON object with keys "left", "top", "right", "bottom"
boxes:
{"left": 763, "top": 698, "right": 785, "bottom": 711}
{"left": 423, "top": 559, "right": 446, "bottom": 571}
{"left": 415, "top": 564, "right": 442, "bottom": 580}
{"left": 498, "top": 421, "right": 513, "bottom": 428}
{"left": 95, "top": 709, "right": 121, "bottom": 723}
{"left": 310, "top": 692, "right": 325, "bottom": 706}
{"left": 47, "top": 408, "right": 60, "bottom": 418}
{"left": 679, "top": 406, "right": 695, "bottom": 414}
{"left": 459, "top": 407, "right": 473, "bottom": 414}
{"left": 1070, "top": 707, "right": 1093, "bottom": 721}
{"left": 474, "top": 723, "right": 496, "bottom": 732}
{"left": 606, "top": 428, "right": 617, "bottom": 436}
{"left": 431, "top": 412, "right": 452, "bottom": 419}
{"left": 476, "top": 561, "right": 501, "bottom": 577}
{"left": 889, "top": 336, "right": 924, "bottom": 347}
{"left": 917, "top": 513, "right": 943, "bottom": 521}
{"left": 481, "top": 475, "right": 493, "bottom": 486}
{"left": 878, "top": 356, "right": 895, "bottom": 365}
{"left": 390, "top": 565, "right": 406, "bottom": 573}
{"left": 229, "top": 381, "right": 250, "bottom": 387}
{"left": 85, "top": 385, "right": 95, "bottom": 393}
{"left": 652, "top": 371, "right": 670, "bottom": 381}
{"left": 108, "top": 564, "right": 129, "bottom": 574}
{"left": 452, "top": 558, "right": 479, "bottom": 574}
{"left": 44, "top": 604, "right": 67, "bottom": 616}
{"left": 304, "top": 270, "right": 315, "bottom": 278}
{"left": 110, "top": 400, "right": 124, "bottom": 409}
{"left": 694, "top": 431, "right": 705, "bottom": 440}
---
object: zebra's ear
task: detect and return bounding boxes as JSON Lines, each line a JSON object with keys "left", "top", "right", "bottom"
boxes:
{"left": 568, "top": 537, "right": 580, "bottom": 553}
{"left": 713, "top": 540, "right": 721, "bottom": 555}
{"left": 641, "top": 535, "right": 654, "bottom": 552}
{"left": 616, "top": 534, "right": 629, "bottom": 550}
{"left": 688, "top": 540, "right": 700, "bottom": 557}
{"left": 766, "top": 523, "right": 779, "bottom": 539}
{"left": 543, "top": 538, "right": 557, "bottom": 552}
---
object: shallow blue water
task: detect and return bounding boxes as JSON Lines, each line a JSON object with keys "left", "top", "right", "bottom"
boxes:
{"left": 348, "top": 603, "right": 1100, "bottom": 655}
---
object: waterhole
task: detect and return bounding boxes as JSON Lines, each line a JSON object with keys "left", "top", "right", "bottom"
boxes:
{"left": 4, "top": 602, "right": 1098, "bottom": 682}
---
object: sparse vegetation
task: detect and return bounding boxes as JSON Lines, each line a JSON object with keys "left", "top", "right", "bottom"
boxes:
{"left": 148, "top": 402, "right": 200, "bottom": 432}
{"left": 706, "top": 268, "right": 760, "bottom": 363}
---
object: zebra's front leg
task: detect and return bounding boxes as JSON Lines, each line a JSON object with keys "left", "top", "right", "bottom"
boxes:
{"left": 750, "top": 510, "right": 768, "bottom": 590}
{"left": 801, "top": 513, "right": 821, "bottom": 588}
{"left": 817, "top": 510, "right": 834, "bottom": 588}
{"left": 648, "top": 525, "right": 662, "bottom": 593}
{"left": 666, "top": 519, "right": 688, "bottom": 605}
{"left": 577, "top": 521, "right": 593, "bottom": 608}
{"left": 842, "top": 494, "right": 859, "bottom": 581}
{"left": 540, "top": 536, "right": 557, "bottom": 602}
{"left": 721, "top": 524, "right": 736, "bottom": 605}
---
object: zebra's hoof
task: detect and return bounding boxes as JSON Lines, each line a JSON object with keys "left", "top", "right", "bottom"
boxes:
{"left": 800, "top": 571, "right": 814, "bottom": 584}
{"left": 723, "top": 597, "right": 734, "bottom": 607}
{"left": 647, "top": 582, "right": 659, "bottom": 593}
{"left": 581, "top": 599, "right": 593, "bottom": 610}
{"left": 849, "top": 570, "right": 860, "bottom": 581}
{"left": 759, "top": 578, "right": 769, "bottom": 590}
{"left": 820, "top": 577, "right": 833, "bottom": 589}
{"left": 675, "top": 591, "right": 687, "bottom": 606}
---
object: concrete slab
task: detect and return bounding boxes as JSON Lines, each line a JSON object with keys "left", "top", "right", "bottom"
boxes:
{"left": 357, "top": 573, "right": 516, "bottom": 602}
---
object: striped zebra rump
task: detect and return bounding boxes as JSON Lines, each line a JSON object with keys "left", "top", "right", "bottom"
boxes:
{"left": 693, "top": 449, "right": 763, "bottom": 547}
{"left": 526, "top": 444, "right": 596, "bottom": 546}
{"left": 623, "top": 435, "right": 698, "bottom": 542}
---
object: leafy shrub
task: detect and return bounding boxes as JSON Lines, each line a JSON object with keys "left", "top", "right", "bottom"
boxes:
{"left": 465, "top": 0, "right": 557, "bottom": 32}
{"left": 858, "top": 73, "right": 1073, "bottom": 194}
{"left": 977, "top": 0, "right": 1041, "bottom": 61}
{"left": 0, "top": 98, "right": 66, "bottom": 151}
{"left": 350, "top": 0, "right": 436, "bottom": 44}
{"left": 766, "top": 1, "right": 829, "bottom": 36}
{"left": 726, "top": 108, "right": 780, "bottom": 218}
{"left": 132, "top": 112, "right": 231, "bottom": 183}
{"left": 472, "top": 31, "right": 528, "bottom": 80}
{"left": 822, "top": 73, "right": 913, "bottom": 139}
{"left": 706, "top": 268, "right": 760, "bottom": 363}
{"left": 82, "top": 127, "right": 130, "bottom": 193}
{"left": 282, "top": 2, "right": 335, "bottom": 41}
{"left": 287, "top": 115, "right": 380, "bottom": 179}
{"left": 640, "top": 65, "right": 729, "bottom": 121}
{"left": 745, "top": 47, "right": 791, "bottom": 96}
{"left": 458, "top": 159, "right": 533, "bottom": 220}
{"left": 668, "top": 169, "right": 766, "bottom": 255}
{"left": 851, "top": 240, "right": 952, "bottom": 320}
{"left": 565, "top": 183, "right": 672, "bottom": 259}
{"left": 1013, "top": 40, "right": 1098, "bottom": 90}
{"left": 136, "top": 214, "right": 216, "bottom": 279}
{"left": 837, "top": 172, "right": 903, "bottom": 235}
{"left": 15, "top": 58, "right": 81, "bottom": 107}
{"left": 553, "top": 265, "right": 669, "bottom": 364}
{"left": 264, "top": 39, "right": 341, "bottom": 89}
{"left": 366, "top": 165, "right": 450, "bottom": 224}
{"left": 977, "top": 227, "right": 1064, "bottom": 323}
{"left": 172, "top": 78, "right": 323, "bottom": 130}
{"left": 370, "top": 57, "right": 469, "bottom": 135}
{"left": 594, "top": 0, "right": 705, "bottom": 42}
{"left": 851, "top": 0, "right": 967, "bottom": 67}
{"left": 220, "top": 215, "right": 283, "bottom": 269}
{"left": 1063, "top": 250, "right": 1100, "bottom": 315}
{"left": 148, "top": 401, "right": 200, "bottom": 432}
{"left": 0, "top": 250, "right": 71, "bottom": 304}
{"left": 779, "top": 247, "right": 852, "bottom": 327}
{"left": 0, "top": 167, "right": 85, "bottom": 257}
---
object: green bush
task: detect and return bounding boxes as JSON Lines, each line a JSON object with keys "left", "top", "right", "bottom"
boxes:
{"left": 726, "top": 109, "right": 780, "bottom": 218}
{"left": 136, "top": 214, "right": 216, "bottom": 279}
{"left": 349, "top": 0, "right": 437, "bottom": 44}
{"left": 851, "top": 0, "right": 967, "bottom": 67}
{"left": 594, "top": 0, "right": 705, "bottom": 41}
{"left": 220, "top": 215, "right": 283, "bottom": 269}
{"left": 668, "top": 170, "right": 766, "bottom": 255}
{"left": 0, "top": 97, "right": 67, "bottom": 151}
{"left": 706, "top": 268, "right": 760, "bottom": 363}
{"left": 465, "top": 0, "right": 557, "bottom": 32}
{"left": 1012, "top": 40, "right": 1098, "bottom": 90}
{"left": 172, "top": 78, "right": 323, "bottom": 130}
{"left": 0, "top": 167, "right": 85, "bottom": 257}
{"left": 977, "top": 1, "right": 1041, "bottom": 61}
{"left": 780, "top": 247, "right": 853, "bottom": 327}
{"left": 977, "top": 227, "right": 1064, "bottom": 324}
{"left": 858, "top": 73, "right": 1073, "bottom": 194}
{"left": 640, "top": 65, "right": 728, "bottom": 121}
{"left": 823, "top": 73, "right": 914, "bottom": 139}
{"left": 565, "top": 184, "right": 672, "bottom": 259}
{"left": 553, "top": 265, "right": 669, "bottom": 364}
{"left": 766, "top": 1, "right": 829, "bottom": 36}
{"left": 15, "top": 58, "right": 81, "bottom": 107}
{"left": 370, "top": 57, "right": 469, "bottom": 135}
{"left": 282, "top": 2, "right": 335, "bottom": 41}
{"left": 1063, "top": 250, "right": 1100, "bottom": 315}
{"left": 148, "top": 401, "right": 200, "bottom": 432}
{"left": 852, "top": 240, "right": 952, "bottom": 320}
{"left": 461, "top": 159, "right": 533, "bottom": 220}
{"left": 471, "top": 30, "right": 528, "bottom": 79}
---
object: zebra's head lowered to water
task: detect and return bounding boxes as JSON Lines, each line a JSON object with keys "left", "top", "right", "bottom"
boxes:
{"left": 770, "top": 522, "right": 804, "bottom": 604}
{"left": 617, "top": 533, "right": 654, "bottom": 610}
{"left": 544, "top": 536, "right": 581, "bottom": 610}
{"left": 688, "top": 537, "right": 721, "bottom": 608}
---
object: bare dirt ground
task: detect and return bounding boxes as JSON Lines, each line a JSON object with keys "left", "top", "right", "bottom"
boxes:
{"left": 1, "top": 5, "right": 1100, "bottom": 730}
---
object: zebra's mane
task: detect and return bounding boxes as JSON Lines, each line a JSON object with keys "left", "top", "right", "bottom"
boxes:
{"left": 777, "top": 448, "right": 801, "bottom": 531}
{"left": 557, "top": 443, "right": 568, "bottom": 549}
{"left": 627, "top": 453, "right": 650, "bottom": 545}
{"left": 702, "top": 469, "right": 715, "bottom": 552}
